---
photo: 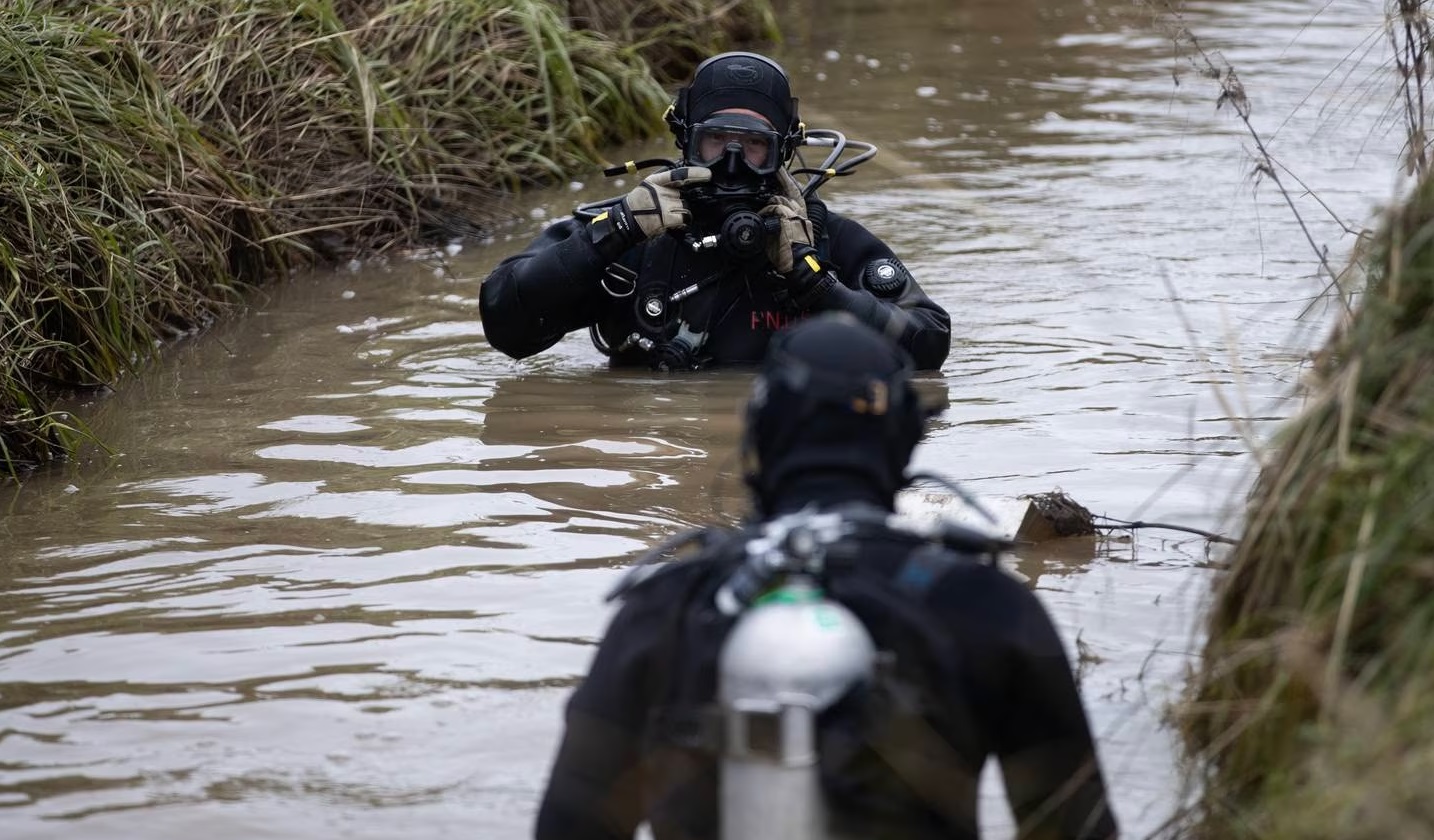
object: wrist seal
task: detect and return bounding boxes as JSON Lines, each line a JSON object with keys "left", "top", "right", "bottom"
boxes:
{"left": 588, "top": 201, "right": 639, "bottom": 261}
{"left": 782, "top": 245, "right": 839, "bottom": 309}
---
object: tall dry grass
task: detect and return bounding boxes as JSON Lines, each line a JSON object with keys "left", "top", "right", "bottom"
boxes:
{"left": 0, "top": 0, "right": 775, "bottom": 475}
{"left": 0, "top": 2, "right": 279, "bottom": 470}
{"left": 563, "top": 0, "right": 780, "bottom": 79}
{"left": 1179, "top": 172, "right": 1434, "bottom": 840}
{"left": 1176, "top": 3, "right": 1434, "bottom": 836}
{"left": 33, "top": 0, "right": 677, "bottom": 253}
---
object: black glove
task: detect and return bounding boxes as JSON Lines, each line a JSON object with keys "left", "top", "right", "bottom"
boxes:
{"left": 589, "top": 166, "right": 712, "bottom": 260}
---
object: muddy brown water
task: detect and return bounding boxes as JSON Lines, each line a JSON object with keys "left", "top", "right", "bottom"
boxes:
{"left": 0, "top": 1, "right": 1404, "bottom": 837}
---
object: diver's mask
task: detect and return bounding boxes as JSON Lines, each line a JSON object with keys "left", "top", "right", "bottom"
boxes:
{"left": 685, "top": 113, "right": 782, "bottom": 195}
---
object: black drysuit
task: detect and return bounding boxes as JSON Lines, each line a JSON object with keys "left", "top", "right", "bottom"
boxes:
{"left": 478, "top": 209, "right": 951, "bottom": 371}
{"left": 535, "top": 501, "right": 1119, "bottom": 840}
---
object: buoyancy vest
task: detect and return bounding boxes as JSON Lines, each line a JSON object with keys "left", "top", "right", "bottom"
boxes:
{"left": 589, "top": 196, "right": 833, "bottom": 370}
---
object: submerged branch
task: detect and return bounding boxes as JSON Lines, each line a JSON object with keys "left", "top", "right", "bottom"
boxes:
{"left": 1091, "top": 515, "right": 1237, "bottom": 545}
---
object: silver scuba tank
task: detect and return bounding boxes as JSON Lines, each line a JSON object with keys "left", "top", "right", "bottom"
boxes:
{"left": 718, "top": 573, "right": 876, "bottom": 840}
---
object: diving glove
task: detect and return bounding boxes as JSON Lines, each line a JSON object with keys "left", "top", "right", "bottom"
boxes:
{"left": 775, "top": 244, "right": 840, "bottom": 309}
{"left": 761, "top": 199, "right": 815, "bottom": 273}
{"left": 588, "top": 166, "right": 712, "bottom": 260}
{"left": 761, "top": 169, "right": 834, "bottom": 307}
{"left": 761, "top": 169, "right": 816, "bottom": 274}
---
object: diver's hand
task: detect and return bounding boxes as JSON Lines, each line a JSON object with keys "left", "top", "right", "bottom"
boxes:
{"left": 763, "top": 169, "right": 831, "bottom": 306}
{"left": 760, "top": 197, "right": 814, "bottom": 274}
{"left": 588, "top": 167, "right": 711, "bottom": 259}
{"left": 624, "top": 166, "right": 711, "bottom": 238}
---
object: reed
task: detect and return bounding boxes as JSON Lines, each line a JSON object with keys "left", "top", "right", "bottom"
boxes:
{"left": 37, "top": 0, "right": 675, "bottom": 250}
{"left": 0, "top": 2, "right": 276, "bottom": 472}
{"left": 1177, "top": 150, "right": 1434, "bottom": 840}
{"left": 1173, "top": 2, "right": 1434, "bottom": 835}
{"left": 563, "top": 0, "right": 781, "bottom": 79}
{"left": 0, "top": 0, "right": 774, "bottom": 475}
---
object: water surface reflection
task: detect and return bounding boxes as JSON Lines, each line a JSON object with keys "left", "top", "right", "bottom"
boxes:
{"left": 0, "top": 0, "right": 1402, "bottom": 837}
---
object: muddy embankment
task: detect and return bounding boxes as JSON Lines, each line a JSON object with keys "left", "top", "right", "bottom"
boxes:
{"left": 0, "top": 0, "right": 776, "bottom": 477}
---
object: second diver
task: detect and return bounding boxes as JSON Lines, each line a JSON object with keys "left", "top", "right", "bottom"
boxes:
{"left": 478, "top": 51, "right": 952, "bottom": 371}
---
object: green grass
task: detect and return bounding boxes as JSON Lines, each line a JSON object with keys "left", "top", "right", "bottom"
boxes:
{"left": 0, "top": 0, "right": 776, "bottom": 476}
{"left": 0, "top": 1, "right": 275, "bottom": 471}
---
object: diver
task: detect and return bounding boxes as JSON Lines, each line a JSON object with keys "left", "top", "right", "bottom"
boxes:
{"left": 478, "top": 51, "right": 951, "bottom": 371}
{"left": 534, "top": 313, "right": 1118, "bottom": 839}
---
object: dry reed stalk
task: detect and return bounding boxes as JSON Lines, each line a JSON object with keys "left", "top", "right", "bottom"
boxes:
{"left": 1177, "top": 160, "right": 1434, "bottom": 840}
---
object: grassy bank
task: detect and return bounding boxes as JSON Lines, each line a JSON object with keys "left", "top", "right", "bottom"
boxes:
{"left": 1178, "top": 150, "right": 1434, "bottom": 840}
{"left": 1174, "top": 2, "right": 1434, "bottom": 835}
{"left": 0, "top": 0, "right": 777, "bottom": 476}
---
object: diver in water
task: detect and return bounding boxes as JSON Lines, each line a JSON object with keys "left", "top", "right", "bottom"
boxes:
{"left": 478, "top": 52, "right": 951, "bottom": 371}
{"left": 534, "top": 313, "right": 1118, "bottom": 839}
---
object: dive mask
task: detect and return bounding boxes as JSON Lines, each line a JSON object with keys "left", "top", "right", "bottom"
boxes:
{"left": 685, "top": 113, "right": 782, "bottom": 176}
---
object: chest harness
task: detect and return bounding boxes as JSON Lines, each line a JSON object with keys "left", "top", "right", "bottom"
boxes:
{"left": 585, "top": 195, "right": 832, "bottom": 371}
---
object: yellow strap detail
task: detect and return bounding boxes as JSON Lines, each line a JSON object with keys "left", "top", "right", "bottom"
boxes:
{"left": 804, "top": 254, "right": 822, "bottom": 273}
{"left": 851, "top": 381, "right": 889, "bottom": 415}
{"left": 825, "top": 168, "right": 837, "bottom": 177}
{"left": 593, "top": 210, "right": 609, "bottom": 223}
{"left": 625, "top": 161, "right": 638, "bottom": 174}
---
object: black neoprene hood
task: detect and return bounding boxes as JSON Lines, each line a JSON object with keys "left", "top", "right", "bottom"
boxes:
{"left": 742, "top": 314, "right": 925, "bottom": 513}
{"left": 679, "top": 52, "right": 798, "bottom": 133}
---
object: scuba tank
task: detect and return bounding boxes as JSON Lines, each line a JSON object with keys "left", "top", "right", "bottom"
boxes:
{"left": 713, "top": 510, "right": 877, "bottom": 840}
{"left": 719, "top": 575, "right": 874, "bottom": 840}
{"left": 602, "top": 497, "right": 1012, "bottom": 838}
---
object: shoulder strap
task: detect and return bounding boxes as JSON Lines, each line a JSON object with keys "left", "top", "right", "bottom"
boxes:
{"left": 819, "top": 538, "right": 988, "bottom": 828}
{"left": 642, "top": 533, "right": 747, "bottom": 755}
{"left": 588, "top": 238, "right": 685, "bottom": 360}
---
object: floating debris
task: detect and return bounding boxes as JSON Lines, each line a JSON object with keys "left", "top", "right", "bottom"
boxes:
{"left": 1018, "top": 490, "right": 1098, "bottom": 540}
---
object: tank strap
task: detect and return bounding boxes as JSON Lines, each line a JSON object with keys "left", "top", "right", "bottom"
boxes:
{"left": 645, "top": 518, "right": 965, "bottom": 758}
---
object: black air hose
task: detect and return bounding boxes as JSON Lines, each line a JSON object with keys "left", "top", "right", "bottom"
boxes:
{"left": 805, "top": 194, "right": 830, "bottom": 245}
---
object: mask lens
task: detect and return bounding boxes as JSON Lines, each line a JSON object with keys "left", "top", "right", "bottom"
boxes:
{"left": 688, "top": 122, "right": 779, "bottom": 174}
